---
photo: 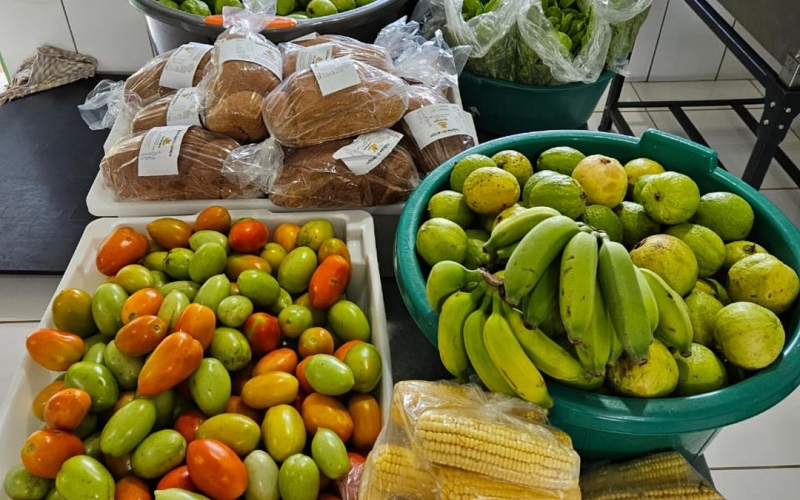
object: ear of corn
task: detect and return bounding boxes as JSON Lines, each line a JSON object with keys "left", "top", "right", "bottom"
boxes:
{"left": 438, "top": 467, "right": 582, "bottom": 500}
{"left": 412, "top": 409, "right": 581, "bottom": 491}
{"left": 391, "top": 380, "right": 487, "bottom": 426}
{"left": 360, "top": 444, "right": 438, "bottom": 500}
{"left": 580, "top": 452, "right": 696, "bottom": 493}
{"left": 581, "top": 483, "right": 724, "bottom": 500}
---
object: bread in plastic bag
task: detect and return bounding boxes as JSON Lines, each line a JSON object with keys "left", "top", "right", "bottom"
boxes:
{"left": 100, "top": 125, "right": 272, "bottom": 201}
{"left": 592, "top": 0, "right": 653, "bottom": 74}
{"left": 580, "top": 451, "right": 725, "bottom": 499}
{"left": 124, "top": 43, "right": 213, "bottom": 105}
{"left": 131, "top": 87, "right": 205, "bottom": 134}
{"left": 262, "top": 59, "right": 408, "bottom": 148}
{"left": 201, "top": 8, "right": 283, "bottom": 143}
{"left": 269, "top": 131, "right": 419, "bottom": 208}
{"left": 280, "top": 33, "right": 393, "bottom": 78}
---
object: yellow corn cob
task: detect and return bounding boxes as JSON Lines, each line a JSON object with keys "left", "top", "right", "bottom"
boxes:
{"left": 362, "top": 444, "right": 438, "bottom": 500}
{"left": 580, "top": 452, "right": 696, "bottom": 493}
{"left": 391, "top": 381, "right": 484, "bottom": 426}
{"left": 438, "top": 467, "right": 583, "bottom": 500}
{"left": 581, "top": 483, "right": 724, "bottom": 500}
{"left": 413, "top": 410, "right": 581, "bottom": 491}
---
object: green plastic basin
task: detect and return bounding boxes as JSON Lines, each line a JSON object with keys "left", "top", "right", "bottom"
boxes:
{"left": 458, "top": 70, "right": 615, "bottom": 136}
{"left": 394, "top": 129, "right": 800, "bottom": 462}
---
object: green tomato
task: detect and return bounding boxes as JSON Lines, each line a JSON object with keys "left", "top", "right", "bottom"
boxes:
{"left": 90, "top": 283, "right": 128, "bottom": 337}
{"left": 189, "top": 358, "right": 231, "bottom": 417}
{"left": 157, "top": 290, "right": 191, "bottom": 331}
{"left": 115, "top": 264, "right": 155, "bottom": 294}
{"left": 277, "top": 454, "right": 319, "bottom": 500}
{"left": 3, "top": 464, "right": 51, "bottom": 500}
{"left": 64, "top": 362, "right": 119, "bottom": 412}
{"left": 343, "top": 342, "right": 382, "bottom": 393}
{"left": 157, "top": 281, "right": 200, "bottom": 301}
{"left": 244, "top": 450, "right": 279, "bottom": 500}
{"left": 196, "top": 414, "right": 261, "bottom": 456}
{"left": 237, "top": 269, "right": 280, "bottom": 308}
{"left": 100, "top": 398, "right": 157, "bottom": 457}
{"left": 189, "top": 230, "right": 230, "bottom": 253}
{"left": 327, "top": 300, "right": 370, "bottom": 342}
{"left": 55, "top": 456, "right": 114, "bottom": 500}
{"left": 189, "top": 243, "right": 228, "bottom": 284}
{"left": 304, "top": 354, "right": 354, "bottom": 396}
{"left": 311, "top": 428, "right": 349, "bottom": 480}
{"left": 209, "top": 327, "right": 252, "bottom": 371}
{"left": 194, "top": 274, "right": 231, "bottom": 312}
{"left": 217, "top": 295, "right": 254, "bottom": 328}
{"left": 130, "top": 430, "right": 187, "bottom": 479}
{"left": 103, "top": 341, "right": 144, "bottom": 391}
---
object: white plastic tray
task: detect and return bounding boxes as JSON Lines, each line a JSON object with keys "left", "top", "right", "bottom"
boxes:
{"left": 0, "top": 210, "right": 392, "bottom": 493}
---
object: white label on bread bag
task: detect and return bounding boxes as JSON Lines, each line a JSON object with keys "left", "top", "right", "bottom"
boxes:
{"left": 311, "top": 58, "right": 360, "bottom": 96}
{"left": 464, "top": 111, "right": 480, "bottom": 145}
{"left": 166, "top": 88, "right": 203, "bottom": 127}
{"left": 138, "top": 125, "right": 190, "bottom": 177}
{"left": 332, "top": 129, "right": 404, "bottom": 175}
{"left": 404, "top": 103, "right": 475, "bottom": 150}
{"left": 295, "top": 43, "right": 335, "bottom": 71}
{"left": 159, "top": 42, "right": 213, "bottom": 90}
{"left": 218, "top": 38, "right": 283, "bottom": 81}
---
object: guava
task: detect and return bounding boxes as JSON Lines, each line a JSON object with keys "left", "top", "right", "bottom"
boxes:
{"left": 630, "top": 234, "right": 699, "bottom": 296}
{"left": 715, "top": 302, "right": 785, "bottom": 370}
{"left": 427, "top": 190, "right": 475, "bottom": 229}
{"left": 673, "top": 343, "right": 728, "bottom": 397}
{"left": 665, "top": 223, "right": 726, "bottom": 278}
{"left": 536, "top": 146, "right": 585, "bottom": 176}
{"left": 525, "top": 174, "right": 587, "bottom": 220}
{"left": 614, "top": 201, "right": 661, "bottom": 249}
{"left": 727, "top": 254, "right": 800, "bottom": 314}
{"left": 609, "top": 340, "right": 679, "bottom": 398}
{"left": 416, "top": 218, "right": 468, "bottom": 266}
{"left": 724, "top": 240, "right": 768, "bottom": 269}
{"left": 491, "top": 150, "right": 533, "bottom": 189}
{"left": 684, "top": 289, "right": 724, "bottom": 347}
{"left": 582, "top": 205, "right": 623, "bottom": 243}
{"left": 640, "top": 172, "right": 701, "bottom": 225}
{"left": 692, "top": 192, "right": 755, "bottom": 242}
{"left": 571, "top": 154, "right": 628, "bottom": 208}
{"left": 450, "top": 154, "right": 497, "bottom": 192}
{"left": 463, "top": 167, "right": 520, "bottom": 216}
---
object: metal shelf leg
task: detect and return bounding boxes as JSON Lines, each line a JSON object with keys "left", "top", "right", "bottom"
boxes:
{"left": 742, "top": 92, "right": 798, "bottom": 189}
{"left": 600, "top": 73, "right": 626, "bottom": 132}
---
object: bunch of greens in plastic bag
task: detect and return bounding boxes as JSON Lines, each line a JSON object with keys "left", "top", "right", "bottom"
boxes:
{"left": 592, "top": 0, "right": 652, "bottom": 73}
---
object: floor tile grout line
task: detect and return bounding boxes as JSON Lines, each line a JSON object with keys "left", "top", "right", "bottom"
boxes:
{"left": 710, "top": 465, "right": 800, "bottom": 471}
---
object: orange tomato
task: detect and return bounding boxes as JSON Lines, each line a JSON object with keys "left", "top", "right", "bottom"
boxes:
{"left": 20, "top": 429, "right": 85, "bottom": 479}
{"left": 308, "top": 255, "right": 350, "bottom": 309}
{"left": 105, "top": 453, "right": 133, "bottom": 479}
{"left": 348, "top": 394, "right": 381, "bottom": 450}
{"left": 225, "top": 396, "right": 263, "bottom": 423}
{"left": 241, "top": 372, "right": 299, "bottom": 409}
{"left": 229, "top": 219, "right": 269, "bottom": 254}
{"left": 295, "top": 356, "right": 314, "bottom": 395}
{"left": 173, "top": 303, "right": 216, "bottom": 350}
{"left": 298, "top": 327, "right": 335, "bottom": 358}
{"left": 318, "top": 238, "right": 351, "bottom": 265}
{"left": 32, "top": 379, "right": 66, "bottom": 422}
{"left": 112, "top": 391, "right": 137, "bottom": 415}
{"left": 333, "top": 340, "right": 364, "bottom": 362}
{"left": 186, "top": 439, "right": 248, "bottom": 500}
{"left": 253, "top": 348, "right": 298, "bottom": 376}
{"left": 157, "top": 465, "right": 198, "bottom": 492}
{"left": 115, "top": 476, "right": 152, "bottom": 500}
{"left": 194, "top": 206, "right": 231, "bottom": 233}
{"left": 272, "top": 223, "right": 300, "bottom": 252}
{"left": 146, "top": 218, "right": 193, "bottom": 250}
{"left": 174, "top": 409, "right": 208, "bottom": 444}
{"left": 137, "top": 332, "right": 204, "bottom": 397}
{"left": 300, "top": 393, "right": 354, "bottom": 443}
{"left": 43, "top": 388, "right": 92, "bottom": 432}
{"left": 121, "top": 288, "right": 163, "bottom": 325}
{"left": 26, "top": 329, "right": 85, "bottom": 371}
{"left": 96, "top": 226, "right": 149, "bottom": 276}
{"left": 115, "top": 315, "right": 168, "bottom": 357}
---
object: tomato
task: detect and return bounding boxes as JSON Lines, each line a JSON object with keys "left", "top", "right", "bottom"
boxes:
{"left": 26, "top": 329, "right": 85, "bottom": 371}
{"left": 101, "top": 399, "right": 157, "bottom": 458}
{"left": 56, "top": 455, "right": 115, "bottom": 500}
{"left": 196, "top": 413, "right": 261, "bottom": 456}
{"left": 130, "top": 430, "right": 187, "bottom": 480}
{"left": 115, "top": 315, "right": 168, "bottom": 357}
{"left": 343, "top": 343, "right": 382, "bottom": 393}
{"left": 157, "top": 465, "right": 198, "bottom": 492}
{"left": 273, "top": 223, "right": 301, "bottom": 252}
{"left": 225, "top": 395, "right": 263, "bottom": 423}
{"left": 112, "top": 391, "right": 137, "bottom": 414}
{"left": 298, "top": 327, "right": 335, "bottom": 358}
{"left": 51, "top": 287, "right": 96, "bottom": 338}
{"left": 96, "top": 227, "right": 150, "bottom": 276}
{"left": 263, "top": 405, "right": 306, "bottom": 463}
{"left": 115, "top": 475, "right": 152, "bottom": 500}
{"left": 43, "top": 388, "right": 92, "bottom": 432}
{"left": 333, "top": 340, "right": 364, "bottom": 362}
{"left": 297, "top": 220, "right": 336, "bottom": 252}
{"left": 260, "top": 243, "right": 288, "bottom": 273}
{"left": 295, "top": 356, "right": 314, "bottom": 395}
{"left": 347, "top": 394, "right": 381, "bottom": 450}
{"left": 174, "top": 409, "right": 208, "bottom": 444}
{"left": 224, "top": 254, "right": 272, "bottom": 281}
{"left": 300, "top": 393, "right": 354, "bottom": 443}
{"left": 230, "top": 361, "right": 255, "bottom": 397}
{"left": 20, "top": 429, "right": 86, "bottom": 479}
{"left": 146, "top": 218, "right": 193, "bottom": 250}
{"left": 334, "top": 452, "right": 366, "bottom": 500}
{"left": 104, "top": 453, "right": 133, "bottom": 479}
{"left": 253, "top": 348, "right": 298, "bottom": 377}
{"left": 121, "top": 288, "right": 164, "bottom": 324}
{"left": 186, "top": 439, "right": 248, "bottom": 500}
{"left": 277, "top": 454, "right": 319, "bottom": 500}
{"left": 2, "top": 464, "right": 52, "bottom": 500}
{"left": 241, "top": 372, "right": 299, "bottom": 410}
{"left": 194, "top": 205, "right": 231, "bottom": 233}
{"left": 137, "top": 332, "right": 204, "bottom": 397}
{"left": 32, "top": 378, "right": 66, "bottom": 421}
{"left": 243, "top": 451, "right": 279, "bottom": 500}
{"left": 243, "top": 312, "right": 281, "bottom": 357}
{"left": 308, "top": 255, "right": 350, "bottom": 309}
{"left": 173, "top": 303, "right": 216, "bottom": 350}
{"left": 229, "top": 219, "right": 269, "bottom": 254}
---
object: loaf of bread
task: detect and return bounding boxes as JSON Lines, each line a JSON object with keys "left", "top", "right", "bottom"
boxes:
{"left": 269, "top": 139, "right": 419, "bottom": 208}
{"left": 124, "top": 44, "right": 212, "bottom": 105}
{"left": 130, "top": 88, "right": 204, "bottom": 134}
{"left": 100, "top": 126, "right": 261, "bottom": 201}
{"left": 401, "top": 85, "right": 476, "bottom": 174}
{"left": 263, "top": 60, "right": 409, "bottom": 148}
{"left": 280, "top": 34, "right": 393, "bottom": 77}
{"left": 203, "top": 30, "right": 283, "bottom": 144}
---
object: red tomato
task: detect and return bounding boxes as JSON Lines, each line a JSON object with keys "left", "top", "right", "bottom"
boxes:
{"left": 156, "top": 465, "right": 198, "bottom": 492}
{"left": 174, "top": 409, "right": 208, "bottom": 444}
{"left": 120, "top": 288, "right": 163, "bottom": 325}
{"left": 137, "top": 332, "right": 204, "bottom": 397}
{"left": 194, "top": 206, "right": 231, "bottom": 233}
{"left": 20, "top": 429, "right": 85, "bottom": 479}
{"left": 43, "top": 388, "right": 92, "bottom": 431}
{"left": 115, "top": 476, "right": 152, "bottom": 500}
{"left": 308, "top": 255, "right": 350, "bottom": 309}
{"left": 186, "top": 439, "right": 248, "bottom": 500}
{"left": 115, "top": 315, "right": 168, "bottom": 357}
{"left": 96, "top": 227, "right": 149, "bottom": 276}
{"left": 242, "top": 312, "right": 281, "bottom": 357}
{"left": 174, "top": 303, "right": 217, "bottom": 350}
{"left": 229, "top": 219, "right": 269, "bottom": 254}
{"left": 26, "top": 329, "right": 85, "bottom": 371}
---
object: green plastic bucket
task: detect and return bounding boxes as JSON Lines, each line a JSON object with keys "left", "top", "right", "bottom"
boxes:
{"left": 458, "top": 71, "right": 615, "bottom": 136}
{"left": 394, "top": 129, "right": 800, "bottom": 462}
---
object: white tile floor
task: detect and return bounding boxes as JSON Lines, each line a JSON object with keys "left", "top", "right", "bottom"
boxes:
{"left": 1, "top": 79, "right": 799, "bottom": 498}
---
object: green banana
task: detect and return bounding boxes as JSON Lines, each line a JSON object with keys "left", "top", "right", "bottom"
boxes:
{"left": 522, "top": 258, "right": 561, "bottom": 329}
{"left": 483, "top": 294, "right": 553, "bottom": 408}
{"left": 483, "top": 206, "right": 560, "bottom": 253}
{"left": 494, "top": 242, "right": 519, "bottom": 265}
{"left": 559, "top": 231, "right": 598, "bottom": 344}
{"left": 638, "top": 268, "right": 694, "bottom": 357}
{"left": 607, "top": 318, "right": 623, "bottom": 366}
{"left": 503, "top": 215, "right": 581, "bottom": 307}
{"left": 503, "top": 303, "right": 593, "bottom": 387}
{"left": 635, "top": 266, "right": 660, "bottom": 333}
{"left": 463, "top": 293, "right": 516, "bottom": 396}
{"left": 596, "top": 238, "right": 652, "bottom": 364}
{"left": 437, "top": 284, "right": 486, "bottom": 381}
{"left": 426, "top": 260, "right": 483, "bottom": 313}
{"left": 574, "top": 282, "right": 612, "bottom": 377}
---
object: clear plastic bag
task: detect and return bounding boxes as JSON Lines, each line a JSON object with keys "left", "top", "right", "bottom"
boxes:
{"left": 592, "top": 0, "right": 653, "bottom": 73}
{"left": 221, "top": 137, "right": 284, "bottom": 194}
{"left": 580, "top": 451, "right": 726, "bottom": 499}
{"left": 130, "top": 87, "right": 205, "bottom": 134}
{"left": 78, "top": 79, "right": 130, "bottom": 131}
{"left": 262, "top": 59, "right": 408, "bottom": 148}
{"left": 200, "top": 8, "right": 283, "bottom": 143}
{"left": 411, "top": 0, "right": 449, "bottom": 40}
{"left": 279, "top": 34, "right": 393, "bottom": 78}
{"left": 124, "top": 43, "right": 213, "bottom": 105}
{"left": 268, "top": 132, "right": 419, "bottom": 208}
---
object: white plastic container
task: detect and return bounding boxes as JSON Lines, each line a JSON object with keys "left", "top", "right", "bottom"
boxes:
{"left": 0, "top": 210, "right": 392, "bottom": 492}
{"left": 86, "top": 173, "right": 404, "bottom": 277}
